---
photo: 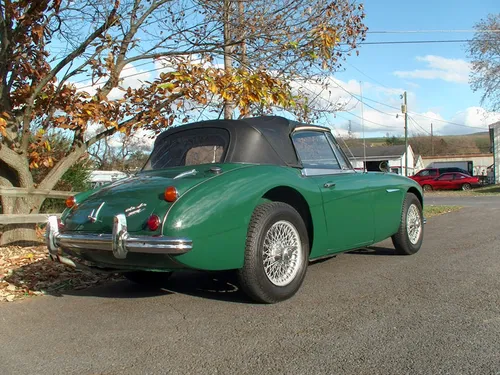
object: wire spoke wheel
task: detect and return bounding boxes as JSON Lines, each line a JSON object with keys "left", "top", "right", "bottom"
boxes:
{"left": 406, "top": 204, "right": 422, "bottom": 245}
{"left": 262, "top": 220, "right": 303, "bottom": 287}
{"left": 238, "top": 202, "right": 309, "bottom": 303}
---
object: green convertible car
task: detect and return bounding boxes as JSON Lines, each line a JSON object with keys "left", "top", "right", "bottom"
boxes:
{"left": 46, "top": 116, "right": 425, "bottom": 303}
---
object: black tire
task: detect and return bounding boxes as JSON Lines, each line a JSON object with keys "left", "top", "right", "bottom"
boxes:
{"left": 237, "top": 202, "right": 309, "bottom": 304}
{"left": 461, "top": 183, "right": 471, "bottom": 191}
{"left": 391, "top": 193, "right": 424, "bottom": 255}
{"left": 124, "top": 271, "right": 173, "bottom": 287}
{"left": 423, "top": 184, "right": 433, "bottom": 192}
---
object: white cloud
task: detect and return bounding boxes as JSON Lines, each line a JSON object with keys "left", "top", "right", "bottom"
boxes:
{"left": 394, "top": 55, "right": 471, "bottom": 84}
{"left": 323, "top": 79, "right": 500, "bottom": 137}
{"left": 106, "top": 128, "right": 155, "bottom": 151}
{"left": 290, "top": 78, "right": 411, "bottom": 136}
{"left": 291, "top": 77, "right": 375, "bottom": 113}
{"left": 334, "top": 107, "right": 404, "bottom": 135}
{"left": 395, "top": 107, "right": 500, "bottom": 136}
{"left": 110, "top": 64, "right": 152, "bottom": 99}
{"left": 72, "top": 61, "right": 499, "bottom": 141}
{"left": 450, "top": 107, "right": 500, "bottom": 127}
{"left": 73, "top": 63, "right": 153, "bottom": 100}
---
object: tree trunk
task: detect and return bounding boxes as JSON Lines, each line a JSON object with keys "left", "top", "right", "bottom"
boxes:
{"left": 223, "top": 0, "right": 234, "bottom": 119}
{"left": 0, "top": 147, "right": 86, "bottom": 246}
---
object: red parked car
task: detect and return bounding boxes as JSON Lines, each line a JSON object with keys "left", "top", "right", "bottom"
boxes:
{"left": 418, "top": 172, "right": 480, "bottom": 192}
{"left": 410, "top": 167, "right": 470, "bottom": 184}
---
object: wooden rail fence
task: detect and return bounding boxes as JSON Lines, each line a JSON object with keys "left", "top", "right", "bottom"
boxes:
{"left": 0, "top": 187, "right": 79, "bottom": 225}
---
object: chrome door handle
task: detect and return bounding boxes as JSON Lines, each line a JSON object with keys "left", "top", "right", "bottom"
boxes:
{"left": 323, "top": 182, "right": 336, "bottom": 188}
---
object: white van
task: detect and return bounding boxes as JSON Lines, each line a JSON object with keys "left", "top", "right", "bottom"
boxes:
{"left": 90, "top": 170, "right": 129, "bottom": 189}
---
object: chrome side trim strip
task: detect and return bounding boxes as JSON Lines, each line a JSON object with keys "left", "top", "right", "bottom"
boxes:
{"left": 386, "top": 188, "right": 400, "bottom": 193}
{"left": 301, "top": 168, "right": 356, "bottom": 177}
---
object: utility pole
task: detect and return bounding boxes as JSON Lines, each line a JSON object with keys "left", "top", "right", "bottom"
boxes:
{"left": 401, "top": 91, "right": 408, "bottom": 176}
{"left": 360, "top": 81, "right": 366, "bottom": 173}
{"left": 431, "top": 123, "right": 434, "bottom": 156}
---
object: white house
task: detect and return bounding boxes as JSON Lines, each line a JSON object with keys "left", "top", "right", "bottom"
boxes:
{"left": 421, "top": 153, "right": 493, "bottom": 177}
{"left": 490, "top": 121, "right": 500, "bottom": 184}
{"left": 343, "top": 144, "right": 416, "bottom": 176}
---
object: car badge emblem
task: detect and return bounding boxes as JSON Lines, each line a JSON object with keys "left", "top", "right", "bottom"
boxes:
{"left": 88, "top": 202, "right": 105, "bottom": 223}
{"left": 125, "top": 203, "right": 147, "bottom": 217}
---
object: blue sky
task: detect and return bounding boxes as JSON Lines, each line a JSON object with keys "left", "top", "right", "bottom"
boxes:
{"left": 68, "top": 0, "right": 498, "bottom": 144}
{"left": 327, "top": 0, "right": 499, "bottom": 137}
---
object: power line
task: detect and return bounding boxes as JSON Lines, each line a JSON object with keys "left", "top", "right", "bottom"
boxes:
{"left": 336, "top": 111, "right": 402, "bottom": 129}
{"left": 367, "top": 29, "right": 500, "bottom": 34}
{"left": 71, "top": 59, "right": 491, "bottom": 133}
{"left": 297, "top": 79, "right": 398, "bottom": 120}
{"left": 408, "top": 115, "right": 432, "bottom": 135}
{"left": 71, "top": 40, "right": 493, "bottom": 86}
{"left": 355, "top": 97, "right": 399, "bottom": 118}
{"left": 71, "top": 60, "right": 156, "bottom": 85}
{"left": 344, "top": 61, "right": 390, "bottom": 89}
{"left": 357, "top": 96, "right": 401, "bottom": 111}
{"left": 322, "top": 78, "right": 399, "bottom": 118}
{"left": 76, "top": 65, "right": 164, "bottom": 90}
{"left": 300, "top": 77, "right": 484, "bottom": 132}
{"left": 356, "top": 39, "right": 493, "bottom": 45}
{"left": 346, "top": 94, "right": 489, "bottom": 131}
{"left": 408, "top": 112, "right": 488, "bottom": 130}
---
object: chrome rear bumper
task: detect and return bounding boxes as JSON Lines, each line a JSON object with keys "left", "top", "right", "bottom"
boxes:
{"left": 46, "top": 214, "right": 192, "bottom": 260}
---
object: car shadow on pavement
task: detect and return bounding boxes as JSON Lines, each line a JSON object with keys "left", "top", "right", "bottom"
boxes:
{"left": 62, "top": 270, "right": 253, "bottom": 304}
{"left": 347, "top": 246, "right": 397, "bottom": 256}
{"left": 60, "top": 279, "right": 173, "bottom": 299}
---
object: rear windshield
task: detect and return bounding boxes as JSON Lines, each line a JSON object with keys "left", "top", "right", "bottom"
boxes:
{"left": 142, "top": 128, "right": 229, "bottom": 170}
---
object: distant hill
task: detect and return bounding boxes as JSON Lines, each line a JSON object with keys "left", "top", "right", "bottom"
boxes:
{"left": 468, "top": 131, "right": 489, "bottom": 136}
{"left": 340, "top": 133, "right": 492, "bottom": 157}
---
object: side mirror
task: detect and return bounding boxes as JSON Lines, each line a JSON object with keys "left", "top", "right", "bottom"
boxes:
{"left": 379, "top": 161, "right": 389, "bottom": 173}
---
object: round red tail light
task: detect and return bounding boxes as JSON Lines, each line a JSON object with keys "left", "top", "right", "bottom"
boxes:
{"left": 65, "top": 196, "right": 76, "bottom": 208}
{"left": 164, "top": 186, "right": 178, "bottom": 202}
{"left": 147, "top": 214, "right": 161, "bottom": 231}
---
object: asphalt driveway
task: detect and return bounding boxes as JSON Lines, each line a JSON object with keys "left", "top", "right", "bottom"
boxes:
{"left": 1, "top": 204, "right": 499, "bottom": 374}
{"left": 424, "top": 194, "right": 500, "bottom": 208}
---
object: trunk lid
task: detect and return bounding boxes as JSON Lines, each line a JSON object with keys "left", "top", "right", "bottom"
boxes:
{"left": 63, "top": 164, "right": 242, "bottom": 233}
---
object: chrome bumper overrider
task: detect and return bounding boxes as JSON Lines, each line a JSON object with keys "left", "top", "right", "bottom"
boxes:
{"left": 46, "top": 214, "right": 192, "bottom": 260}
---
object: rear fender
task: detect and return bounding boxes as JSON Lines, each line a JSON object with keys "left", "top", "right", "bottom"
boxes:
{"left": 163, "top": 165, "right": 325, "bottom": 270}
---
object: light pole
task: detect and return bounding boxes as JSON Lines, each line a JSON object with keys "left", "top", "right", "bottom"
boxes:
{"left": 401, "top": 91, "right": 408, "bottom": 176}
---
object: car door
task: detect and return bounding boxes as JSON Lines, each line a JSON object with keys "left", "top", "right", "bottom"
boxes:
{"left": 292, "top": 130, "right": 374, "bottom": 252}
{"left": 369, "top": 172, "right": 407, "bottom": 242}
{"left": 434, "top": 173, "right": 454, "bottom": 189}
{"left": 414, "top": 169, "right": 438, "bottom": 184}
{"left": 451, "top": 173, "right": 474, "bottom": 189}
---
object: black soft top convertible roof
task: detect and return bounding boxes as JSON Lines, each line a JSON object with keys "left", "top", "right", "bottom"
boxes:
{"left": 152, "top": 116, "right": 329, "bottom": 167}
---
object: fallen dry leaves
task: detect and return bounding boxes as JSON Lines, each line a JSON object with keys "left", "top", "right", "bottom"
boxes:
{"left": 0, "top": 245, "right": 123, "bottom": 303}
